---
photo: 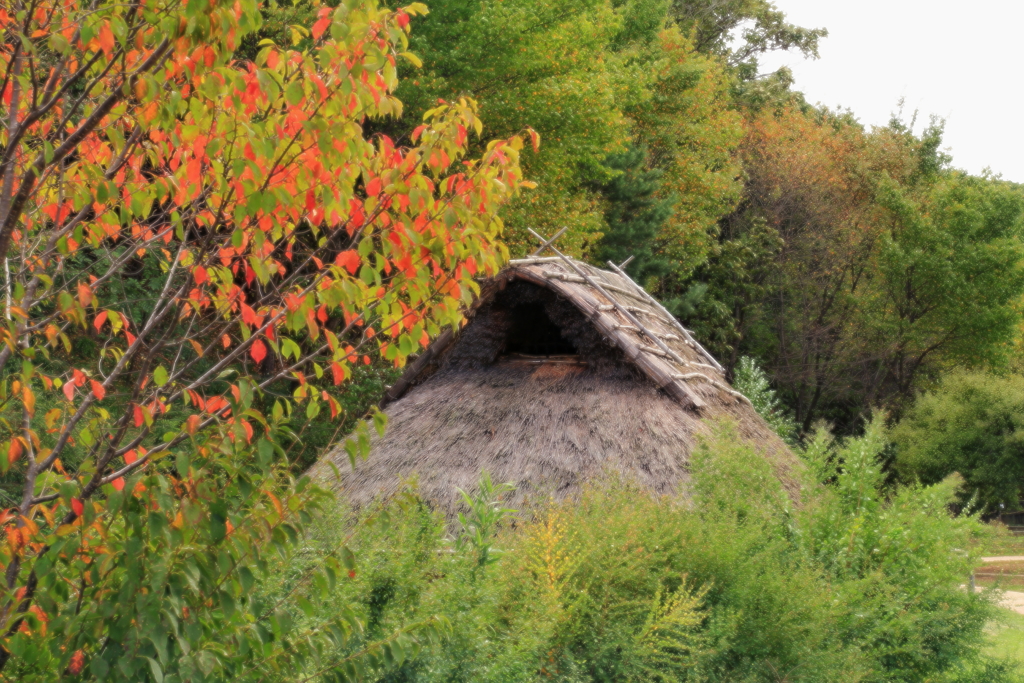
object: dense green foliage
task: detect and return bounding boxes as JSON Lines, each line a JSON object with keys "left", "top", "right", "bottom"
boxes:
{"left": 273, "top": 422, "right": 1009, "bottom": 682}
{"left": 892, "top": 371, "right": 1024, "bottom": 515}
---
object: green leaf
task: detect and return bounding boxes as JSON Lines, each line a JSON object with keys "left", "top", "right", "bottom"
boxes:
{"left": 153, "top": 365, "right": 169, "bottom": 387}
{"left": 340, "top": 546, "right": 356, "bottom": 571}
{"left": 144, "top": 656, "right": 164, "bottom": 683}
{"left": 285, "top": 80, "right": 304, "bottom": 106}
{"left": 48, "top": 32, "right": 70, "bottom": 54}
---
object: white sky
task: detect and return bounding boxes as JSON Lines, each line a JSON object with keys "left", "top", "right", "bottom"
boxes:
{"left": 756, "top": 0, "right": 1024, "bottom": 182}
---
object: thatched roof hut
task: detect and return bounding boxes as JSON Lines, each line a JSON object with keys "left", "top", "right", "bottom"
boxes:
{"left": 314, "top": 255, "right": 799, "bottom": 511}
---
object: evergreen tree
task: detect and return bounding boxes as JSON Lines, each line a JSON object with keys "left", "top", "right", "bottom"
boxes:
{"left": 595, "top": 146, "right": 675, "bottom": 283}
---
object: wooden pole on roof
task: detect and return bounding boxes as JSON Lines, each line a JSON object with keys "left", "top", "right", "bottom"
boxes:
{"left": 604, "top": 259, "right": 725, "bottom": 374}
{"left": 528, "top": 226, "right": 569, "bottom": 257}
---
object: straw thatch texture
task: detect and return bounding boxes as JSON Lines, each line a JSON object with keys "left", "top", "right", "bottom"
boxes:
{"left": 313, "top": 257, "right": 799, "bottom": 511}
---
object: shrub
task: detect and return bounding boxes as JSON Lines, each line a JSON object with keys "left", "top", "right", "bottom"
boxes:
{"left": 280, "top": 418, "right": 1008, "bottom": 682}
{"left": 892, "top": 370, "right": 1024, "bottom": 515}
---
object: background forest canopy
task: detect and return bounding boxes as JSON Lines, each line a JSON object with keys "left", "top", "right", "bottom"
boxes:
{"left": 258, "top": 0, "right": 1024, "bottom": 443}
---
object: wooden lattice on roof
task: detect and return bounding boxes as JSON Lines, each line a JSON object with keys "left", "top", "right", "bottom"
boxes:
{"left": 382, "top": 234, "right": 749, "bottom": 413}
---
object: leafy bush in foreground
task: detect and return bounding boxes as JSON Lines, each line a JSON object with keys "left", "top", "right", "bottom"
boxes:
{"left": 275, "top": 420, "right": 1008, "bottom": 682}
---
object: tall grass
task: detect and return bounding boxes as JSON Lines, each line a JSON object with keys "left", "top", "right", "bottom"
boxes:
{"left": 262, "top": 420, "right": 1016, "bottom": 682}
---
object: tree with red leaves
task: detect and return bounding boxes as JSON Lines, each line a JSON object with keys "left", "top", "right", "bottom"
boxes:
{"left": 0, "top": 0, "right": 532, "bottom": 677}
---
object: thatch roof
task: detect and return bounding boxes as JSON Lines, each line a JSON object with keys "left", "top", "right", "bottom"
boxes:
{"left": 313, "top": 256, "right": 800, "bottom": 511}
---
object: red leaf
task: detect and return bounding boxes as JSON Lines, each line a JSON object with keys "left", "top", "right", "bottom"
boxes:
{"left": 312, "top": 16, "right": 331, "bottom": 40}
{"left": 133, "top": 405, "right": 144, "bottom": 427}
{"left": 193, "top": 265, "right": 208, "bottom": 285}
{"left": 366, "top": 177, "right": 382, "bottom": 197}
{"left": 111, "top": 477, "right": 125, "bottom": 492}
{"left": 251, "top": 339, "right": 267, "bottom": 364}
{"left": 395, "top": 10, "right": 409, "bottom": 28}
{"left": 312, "top": 7, "right": 332, "bottom": 40}
{"left": 69, "top": 650, "right": 85, "bottom": 675}
{"left": 71, "top": 498, "right": 84, "bottom": 517}
{"left": 90, "top": 380, "right": 106, "bottom": 401}
{"left": 331, "top": 362, "right": 345, "bottom": 385}
{"left": 124, "top": 450, "right": 138, "bottom": 464}
{"left": 335, "top": 250, "right": 360, "bottom": 275}
{"left": 241, "top": 303, "right": 258, "bottom": 327}
{"left": 62, "top": 380, "right": 75, "bottom": 401}
{"left": 93, "top": 310, "right": 108, "bottom": 332}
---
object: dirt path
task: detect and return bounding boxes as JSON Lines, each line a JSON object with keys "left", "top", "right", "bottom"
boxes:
{"left": 975, "top": 558, "right": 1024, "bottom": 613}
{"left": 1000, "top": 591, "right": 1024, "bottom": 615}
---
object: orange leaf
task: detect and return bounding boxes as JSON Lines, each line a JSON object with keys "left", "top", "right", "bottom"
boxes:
{"left": 77, "top": 281, "right": 93, "bottom": 307}
{"left": 71, "top": 498, "right": 83, "bottom": 517}
{"left": 90, "top": 380, "right": 105, "bottom": 401}
{"left": 111, "top": 477, "right": 125, "bottom": 492}
{"left": 93, "top": 310, "right": 108, "bottom": 332}
{"left": 366, "top": 177, "right": 382, "bottom": 197}
{"left": 267, "top": 491, "right": 283, "bottom": 517}
{"left": 22, "top": 386, "right": 35, "bottom": 416}
{"left": 193, "top": 265, "right": 208, "bottom": 285}
{"left": 98, "top": 22, "right": 115, "bottom": 57}
{"left": 7, "top": 439, "right": 22, "bottom": 465}
{"left": 124, "top": 450, "right": 138, "bottom": 464}
{"left": 251, "top": 339, "right": 267, "bottom": 363}
{"left": 185, "top": 414, "right": 201, "bottom": 435}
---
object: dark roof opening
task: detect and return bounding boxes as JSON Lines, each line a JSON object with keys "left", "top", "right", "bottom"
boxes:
{"left": 502, "top": 302, "right": 578, "bottom": 356}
